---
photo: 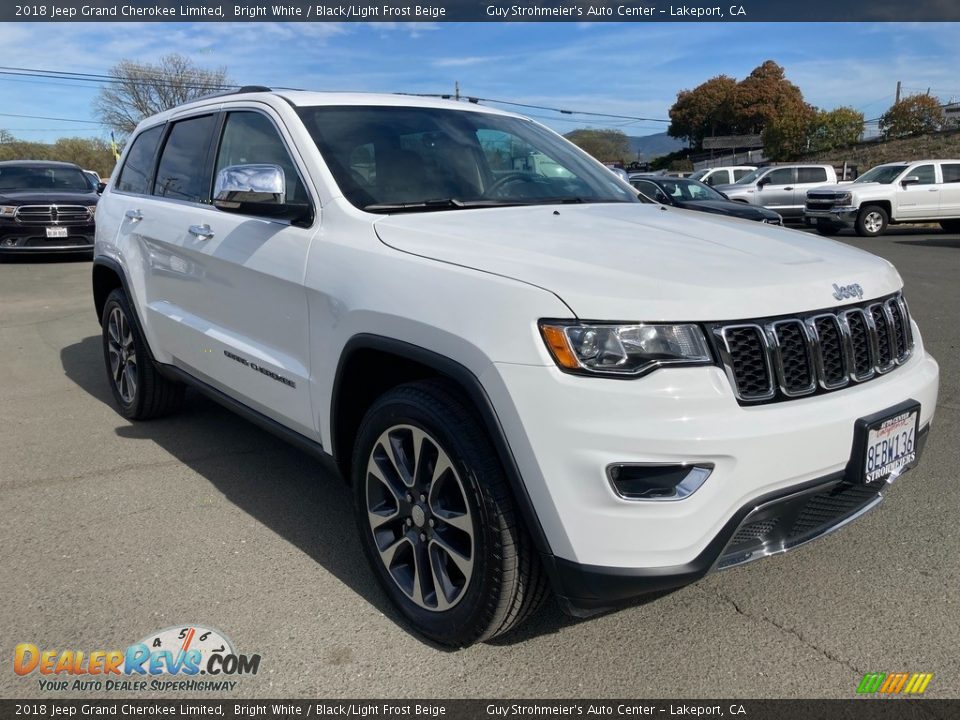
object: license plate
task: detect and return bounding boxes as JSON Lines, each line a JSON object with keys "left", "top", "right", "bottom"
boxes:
{"left": 862, "top": 406, "right": 920, "bottom": 483}
{"left": 46, "top": 227, "right": 68, "bottom": 238}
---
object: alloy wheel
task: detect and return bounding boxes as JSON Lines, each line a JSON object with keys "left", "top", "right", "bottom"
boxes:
{"left": 864, "top": 211, "right": 884, "bottom": 234}
{"left": 107, "top": 307, "right": 137, "bottom": 403}
{"left": 365, "top": 424, "right": 475, "bottom": 611}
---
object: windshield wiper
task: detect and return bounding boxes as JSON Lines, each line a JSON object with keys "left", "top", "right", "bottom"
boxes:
{"left": 363, "top": 199, "right": 532, "bottom": 213}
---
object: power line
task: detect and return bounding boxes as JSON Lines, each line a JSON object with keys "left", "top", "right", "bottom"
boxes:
{"left": 0, "top": 112, "right": 101, "bottom": 124}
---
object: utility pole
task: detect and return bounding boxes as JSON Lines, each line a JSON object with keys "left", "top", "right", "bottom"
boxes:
{"left": 895, "top": 80, "right": 901, "bottom": 104}
{"left": 455, "top": 81, "right": 460, "bottom": 101}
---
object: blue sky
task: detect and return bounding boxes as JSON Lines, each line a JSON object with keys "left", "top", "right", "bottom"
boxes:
{"left": 2, "top": 21, "right": 960, "bottom": 142}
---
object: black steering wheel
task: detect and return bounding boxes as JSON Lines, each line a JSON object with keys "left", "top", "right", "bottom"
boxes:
{"left": 484, "top": 172, "right": 552, "bottom": 198}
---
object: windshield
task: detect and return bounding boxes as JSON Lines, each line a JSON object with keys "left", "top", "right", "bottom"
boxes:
{"left": 734, "top": 168, "right": 764, "bottom": 185}
{"left": 656, "top": 178, "right": 726, "bottom": 202}
{"left": 854, "top": 165, "right": 908, "bottom": 184}
{"left": 0, "top": 165, "right": 93, "bottom": 193}
{"left": 297, "top": 105, "right": 640, "bottom": 212}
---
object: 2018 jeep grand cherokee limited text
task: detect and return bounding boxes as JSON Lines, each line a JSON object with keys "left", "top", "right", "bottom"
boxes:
{"left": 92, "top": 89, "right": 940, "bottom": 646}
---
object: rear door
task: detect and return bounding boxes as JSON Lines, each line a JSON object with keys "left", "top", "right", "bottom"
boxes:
{"left": 938, "top": 162, "right": 960, "bottom": 218}
{"left": 795, "top": 167, "right": 830, "bottom": 212}
{"left": 894, "top": 163, "right": 940, "bottom": 220}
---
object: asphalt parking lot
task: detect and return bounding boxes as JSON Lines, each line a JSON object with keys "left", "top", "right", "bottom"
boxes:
{"left": 1, "top": 225, "right": 958, "bottom": 700}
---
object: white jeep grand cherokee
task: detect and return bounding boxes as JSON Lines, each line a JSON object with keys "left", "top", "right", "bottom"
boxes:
{"left": 92, "top": 89, "right": 940, "bottom": 646}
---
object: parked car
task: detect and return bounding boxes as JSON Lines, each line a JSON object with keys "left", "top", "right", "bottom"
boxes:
{"left": 715, "top": 164, "right": 837, "bottom": 220}
{"left": 0, "top": 160, "right": 99, "bottom": 258}
{"left": 630, "top": 175, "right": 782, "bottom": 225}
{"left": 689, "top": 166, "right": 757, "bottom": 187}
{"left": 804, "top": 160, "right": 960, "bottom": 237}
{"left": 93, "top": 88, "right": 938, "bottom": 646}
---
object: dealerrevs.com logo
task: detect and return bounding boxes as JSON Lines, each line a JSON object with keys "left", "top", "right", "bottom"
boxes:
{"left": 14, "top": 625, "right": 261, "bottom": 692}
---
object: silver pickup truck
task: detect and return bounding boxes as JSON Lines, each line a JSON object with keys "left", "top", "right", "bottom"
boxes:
{"left": 714, "top": 164, "right": 837, "bottom": 220}
{"left": 805, "top": 160, "right": 960, "bottom": 237}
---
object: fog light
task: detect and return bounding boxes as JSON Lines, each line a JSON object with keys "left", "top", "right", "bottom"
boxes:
{"left": 607, "top": 463, "right": 713, "bottom": 501}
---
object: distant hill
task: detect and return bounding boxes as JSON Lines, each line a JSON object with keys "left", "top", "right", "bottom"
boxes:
{"left": 626, "top": 132, "right": 686, "bottom": 161}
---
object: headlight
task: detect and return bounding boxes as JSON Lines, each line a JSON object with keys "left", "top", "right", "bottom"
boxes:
{"left": 835, "top": 192, "right": 852, "bottom": 204}
{"left": 0, "top": 206, "right": 16, "bottom": 218}
{"left": 539, "top": 321, "right": 712, "bottom": 377}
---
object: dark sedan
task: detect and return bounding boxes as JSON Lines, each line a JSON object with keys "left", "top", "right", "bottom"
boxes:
{"left": 0, "top": 160, "right": 100, "bottom": 258}
{"left": 629, "top": 175, "right": 783, "bottom": 225}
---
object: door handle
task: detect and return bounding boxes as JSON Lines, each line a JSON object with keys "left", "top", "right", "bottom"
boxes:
{"left": 929, "top": 188, "right": 939, "bottom": 192}
{"left": 784, "top": 187, "right": 794, "bottom": 191}
{"left": 188, "top": 224, "right": 215, "bottom": 240}
{"left": 124, "top": 209, "right": 143, "bottom": 221}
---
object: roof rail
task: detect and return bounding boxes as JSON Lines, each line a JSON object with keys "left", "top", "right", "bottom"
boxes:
{"left": 191, "top": 85, "right": 273, "bottom": 103}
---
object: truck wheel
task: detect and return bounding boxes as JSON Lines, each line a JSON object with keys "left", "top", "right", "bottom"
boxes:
{"left": 815, "top": 220, "right": 842, "bottom": 236}
{"left": 101, "top": 288, "right": 185, "bottom": 420}
{"left": 855, "top": 206, "right": 888, "bottom": 237}
{"left": 352, "top": 379, "right": 547, "bottom": 646}
{"left": 940, "top": 221, "right": 960, "bottom": 234}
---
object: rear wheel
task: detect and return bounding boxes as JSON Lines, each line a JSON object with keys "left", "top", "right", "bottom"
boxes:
{"left": 855, "top": 205, "right": 888, "bottom": 237}
{"left": 101, "top": 288, "right": 185, "bottom": 419}
{"left": 352, "top": 379, "right": 547, "bottom": 646}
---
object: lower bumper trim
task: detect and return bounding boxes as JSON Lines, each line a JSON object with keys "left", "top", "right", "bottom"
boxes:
{"left": 551, "top": 423, "right": 929, "bottom": 615}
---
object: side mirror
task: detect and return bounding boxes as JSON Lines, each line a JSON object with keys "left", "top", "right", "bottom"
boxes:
{"left": 757, "top": 176, "right": 771, "bottom": 188}
{"left": 213, "top": 164, "right": 312, "bottom": 223}
{"left": 901, "top": 176, "right": 920, "bottom": 187}
{"left": 96, "top": 182, "right": 107, "bottom": 194}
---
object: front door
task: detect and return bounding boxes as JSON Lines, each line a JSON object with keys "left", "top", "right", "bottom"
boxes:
{"left": 895, "top": 163, "right": 940, "bottom": 220}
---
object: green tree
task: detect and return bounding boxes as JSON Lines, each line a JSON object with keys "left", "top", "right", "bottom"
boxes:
{"left": 565, "top": 128, "right": 631, "bottom": 164}
{"left": 879, "top": 94, "right": 944, "bottom": 139}
{"left": 762, "top": 102, "right": 816, "bottom": 160}
{"left": 668, "top": 75, "right": 738, "bottom": 147}
{"left": 94, "top": 54, "right": 230, "bottom": 136}
{"left": 807, "top": 107, "right": 865, "bottom": 152}
{"left": 0, "top": 135, "right": 117, "bottom": 177}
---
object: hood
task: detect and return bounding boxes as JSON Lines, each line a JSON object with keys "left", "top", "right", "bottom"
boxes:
{"left": 808, "top": 182, "right": 881, "bottom": 195}
{"left": 0, "top": 191, "right": 98, "bottom": 205}
{"left": 373, "top": 202, "right": 902, "bottom": 321}
{"left": 674, "top": 199, "right": 776, "bottom": 220}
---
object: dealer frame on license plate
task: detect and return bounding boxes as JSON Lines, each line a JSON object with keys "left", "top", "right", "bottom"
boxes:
{"left": 45, "top": 226, "right": 68, "bottom": 239}
{"left": 849, "top": 400, "right": 921, "bottom": 484}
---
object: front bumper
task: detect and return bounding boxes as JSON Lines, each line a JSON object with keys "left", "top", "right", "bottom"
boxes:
{"left": 482, "top": 337, "right": 939, "bottom": 611}
{"left": 804, "top": 206, "right": 859, "bottom": 227}
{"left": 0, "top": 221, "right": 95, "bottom": 253}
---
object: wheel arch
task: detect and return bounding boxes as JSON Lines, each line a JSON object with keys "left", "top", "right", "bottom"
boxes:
{"left": 331, "top": 334, "right": 553, "bottom": 557}
{"left": 92, "top": 256, "right": 155, "bottom": 362}
{"left": 861, "top": 200, "right": 892, "bottom": 217}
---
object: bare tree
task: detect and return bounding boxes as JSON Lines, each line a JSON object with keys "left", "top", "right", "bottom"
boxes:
{"left": 94, "top": 54, "right": 231, "bottom": 136}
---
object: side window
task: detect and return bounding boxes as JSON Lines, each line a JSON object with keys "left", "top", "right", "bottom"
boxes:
{"left": 733, "top": 168, "right": 752, "bottom": 181}
{"left": 115, "top": 125, "right": 163, "bottom": 195}
{"left": 214, "top": 111, "right": 309, "bottom": 205}
{"left": 942, "top": 164, "right": 960, "bottom": 183}
{"left": 765, "top": 168, "right": 795, "bottom": 185}
{"left": 153, "top": 115, "right": 217, "bottom": 203}
{"left": 798, "top": 167, "right": 828, "bottom": 183}
{"left": 908, "top": 164, "right": 936, "bottom": 185}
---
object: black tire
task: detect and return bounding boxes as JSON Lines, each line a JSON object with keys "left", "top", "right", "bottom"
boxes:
{"left": 101, "top": 288, "right": 185, "bottom": 420}
{"left": 815, "top": 220, "right": 842, "bottom": 236}
{"left": 855, "top": 205, "right": 889, "bottom": 237}
{"left": 940, "top": 220, "right": 960, "bottom": 234}
{"left": 352, "top": 379, "right": 547, "bottom": 647}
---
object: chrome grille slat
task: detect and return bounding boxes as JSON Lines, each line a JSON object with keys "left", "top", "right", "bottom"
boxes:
{"left": 14, "top": 205, "right": 91, "bottom": 225}
{"left": 715, "top": 294, "right": 913, "bottom": 404}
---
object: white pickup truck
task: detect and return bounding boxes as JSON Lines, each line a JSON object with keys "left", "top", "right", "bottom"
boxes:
{"left": 805, "top": 160, "right": 960, "bottom": 237}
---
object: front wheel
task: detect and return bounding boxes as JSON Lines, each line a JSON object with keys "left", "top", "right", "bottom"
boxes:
{"left": 352, "top": 380, "right": 547, "bottom": 646}
{"left": 855, "top": 205, "right": 888, "bottom": 237}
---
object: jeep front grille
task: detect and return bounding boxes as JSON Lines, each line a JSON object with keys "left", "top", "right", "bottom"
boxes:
{"left": 713, "top": 295, "right": 913, "bottom": 404}
{"left": 14, "top": 205, "right": 92, "bottom": 225}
